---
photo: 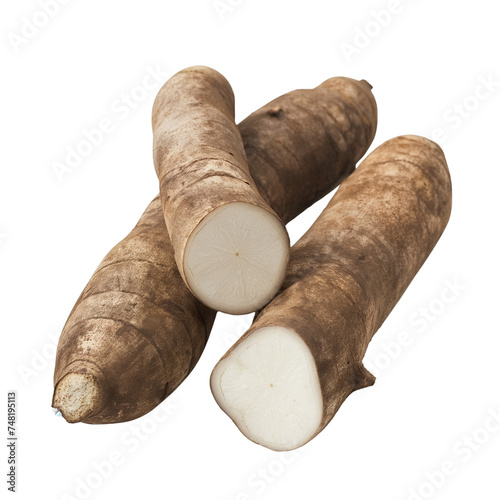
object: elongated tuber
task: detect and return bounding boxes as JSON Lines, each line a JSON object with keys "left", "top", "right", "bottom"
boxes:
{"left": 153, "top": 66, "right": 290, "bottom": 314}
{"left": 53, "top": 76, "right": 377, "bottom": 424}
{"left": 211, "top": 135, "right": 452, "bottom": 451}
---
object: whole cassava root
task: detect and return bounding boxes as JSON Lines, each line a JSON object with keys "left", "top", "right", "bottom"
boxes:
{"left": 153, "top": 66, "right": 290, "bottom": 315}
{"left": 52, "top": 196, "right": 214, "bottom": 424}
{"left": 53, "top": 75, "right": 377, "bottom": 424}
{"left": 240, "top": 76, "right": 377, "bottom": 223}
{"left": 211, "top": 135, "right": 452, "bottom": 451}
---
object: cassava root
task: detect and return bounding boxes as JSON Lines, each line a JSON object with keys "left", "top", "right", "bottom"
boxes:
{"left": 211, "top": 135, "right": 452, "bottom": 451}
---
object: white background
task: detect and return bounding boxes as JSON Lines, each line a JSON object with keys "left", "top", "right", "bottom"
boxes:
{"left": 1, "top": 0, "right": 499, "bottom": 499}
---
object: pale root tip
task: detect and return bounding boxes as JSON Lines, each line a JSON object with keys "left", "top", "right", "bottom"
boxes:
{"left": 52, "top": 373, "right": 102, "bottom": 423}
{"left": 211, "top": 326, "right": 323, "bottom": 451}
{"left": 184, "top": 202, "right": 290, "bottom": 315}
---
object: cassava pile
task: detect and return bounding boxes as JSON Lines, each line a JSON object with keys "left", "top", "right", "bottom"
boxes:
{"left": 53, "top": 68, "right": 377, "bottom": 424}
{"left": 53, "top": 66, "right": 451, "bottom": 452}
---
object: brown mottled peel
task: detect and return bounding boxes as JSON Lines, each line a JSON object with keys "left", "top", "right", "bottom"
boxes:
{"left": 213, "top": 135, "right": 452, "bottom": 448}
{"left": 240, "top": 76, "right": 377, "bottom": 224}
{"left": 52, "top": 196, "right": 211, "bottom": 424}
{"left": 53, "top": 76, "right": 377, "bottom": 424}
{"left": 152, "top": 66, "right": 289, "bottom": 308}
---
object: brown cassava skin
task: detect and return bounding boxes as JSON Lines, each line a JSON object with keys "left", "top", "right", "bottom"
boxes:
{"left": 53, "top": 196, "right": 214, "bottom": 424}
{"left": 53, "top": 76, "right": 377, "bottom": 424}
{"left": 214, "top": 135, "right": 452, "bottom": 448}
{"left": 152, "top": 66, "right": 287, "bottom": 297}
{"left": 240, "top": 77, "right": 377, "bottom": 223}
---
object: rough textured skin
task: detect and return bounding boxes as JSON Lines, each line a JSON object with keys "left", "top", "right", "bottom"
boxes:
{"left": 152, "top": 66, "right": 286, "bottom": 294}
{"left": 53, "top": 196, "right": 214, "bottom": 424}
{"left": 214, "top": 135, "right": 452, "bottom": 448}
{"left": 53, "top": 76, "right": 377, "bottom": 424}
{"left": 240, "top": 77, "right": 377, "bottom": 223}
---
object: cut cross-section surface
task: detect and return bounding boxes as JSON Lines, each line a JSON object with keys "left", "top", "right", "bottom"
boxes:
{"left": 211, "top": 326, "right": 323, "bottom": 450}
{"left": 52, "top": 373, "right": 102, "bottom": 423}
{"left": 184, "top": 203, "right": 289, "bottom": 314}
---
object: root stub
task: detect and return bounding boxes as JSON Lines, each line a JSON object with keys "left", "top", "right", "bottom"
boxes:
{"left": 52, "top": 373, "right": 102, "bottom": 423}
{"left": 210, "top": 326, "right": 323, "bottom": 451}
{"left": 184, "top": 203, "right": 290, "bottom": 315}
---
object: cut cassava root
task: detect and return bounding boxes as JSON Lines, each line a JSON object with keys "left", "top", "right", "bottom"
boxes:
{"left": 53, "top": 73, "right": 377, "bottom": 424}
{"left": 152, "top": 66, "right": 290, "bottom": 314}
{"left": 211, "top": 135, "right": 452, "bottom": 451}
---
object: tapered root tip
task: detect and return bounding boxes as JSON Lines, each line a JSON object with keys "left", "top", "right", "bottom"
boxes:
{"left": 359, "top": 79, "right": 373, "bottom": 90}
{"left": 211, "top": 326, "right": 323, "bottom": 451}
{"left": 184, "top": 202, "right": 290, "bottom": 314}
{"left": 52, "top": 373, "right": 102, "bottom": 423}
